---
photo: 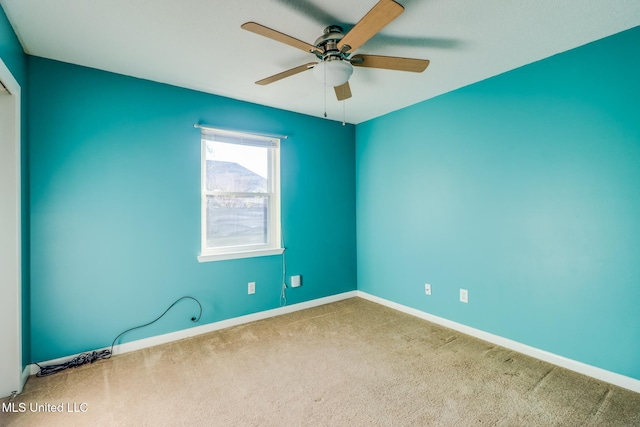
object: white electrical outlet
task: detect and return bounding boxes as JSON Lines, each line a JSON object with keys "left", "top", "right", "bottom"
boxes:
{"left": 425, "top": 283, "right": 431, "bottom": 295}
{"left": 460, "top": 288, "right": 468, "bottom": 303}
{"left": 291, "top": 275, "right": 301, "bottom": 288}
{"left": 248, "top": 282, "right": 256, "bottom": 295}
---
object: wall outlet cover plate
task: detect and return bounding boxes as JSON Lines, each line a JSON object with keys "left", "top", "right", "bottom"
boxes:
{"left": 291, "top": 275, "right": 301, "bottom": 288}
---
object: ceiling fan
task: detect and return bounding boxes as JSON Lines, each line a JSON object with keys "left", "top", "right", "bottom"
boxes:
{"left": 241, "top": 0, "right": 430, "bottom": 101}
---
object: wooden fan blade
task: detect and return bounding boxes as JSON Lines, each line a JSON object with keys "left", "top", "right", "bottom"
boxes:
{"left": 351, "top": 54, "right": 429, "bottom": 72}
{"left": 255, "top": 63, "right": 316, "bottom": 85}
{"left": 334, "top": 82, "right": 352, "bottom": 100}
{"left": 242, "top": 22, "right": 317, "bottom": 54}
{"left": 337, "top": 0, "right": 404, "bottom": 53}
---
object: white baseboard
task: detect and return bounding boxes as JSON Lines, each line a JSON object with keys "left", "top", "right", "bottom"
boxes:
{"left": 356, "top": 291, "right": 640, "bottom": 394}
{"left": 29, "top": 291, "right": 358, "bottom": 376}
{"left": 28, "top": 289, "right": 639, "bottom": 394}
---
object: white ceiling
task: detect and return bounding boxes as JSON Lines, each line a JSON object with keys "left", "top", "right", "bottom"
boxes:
{"left": 2, "top": 0, "right": 639, "bottom": 124}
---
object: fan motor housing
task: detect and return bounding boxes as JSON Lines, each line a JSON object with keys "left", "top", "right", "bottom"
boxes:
{"left": 314, "top": 25, "right": 346, "bottom": 58}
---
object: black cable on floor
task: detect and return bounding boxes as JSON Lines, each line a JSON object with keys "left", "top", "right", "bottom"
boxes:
{"left": 33, "top": 296, "right": 202, "bottom": 377}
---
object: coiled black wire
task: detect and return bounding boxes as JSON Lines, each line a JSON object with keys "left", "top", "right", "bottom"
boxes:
{"left": 34, "top": 296, "right": 202, "bottom": 377}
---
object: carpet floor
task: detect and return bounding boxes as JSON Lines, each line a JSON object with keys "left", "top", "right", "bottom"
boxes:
{"left": 2, "top": 297, "right": 639, "bottom": 426}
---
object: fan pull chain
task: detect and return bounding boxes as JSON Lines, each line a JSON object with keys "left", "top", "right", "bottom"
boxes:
{"left": 342, "top": 100, "right": 346, "bottom": 126}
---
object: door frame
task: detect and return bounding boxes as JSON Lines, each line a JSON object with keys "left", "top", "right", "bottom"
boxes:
{"left": 0, "top": 57, "right": 23, "bottom": 398}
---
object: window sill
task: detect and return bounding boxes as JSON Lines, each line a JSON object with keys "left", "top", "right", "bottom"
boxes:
{"left": 197, "top": 247, "right": 284, "bottom": 263}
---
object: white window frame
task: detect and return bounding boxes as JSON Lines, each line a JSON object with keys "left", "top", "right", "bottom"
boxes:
{"left": 197, "top": 127, "right": 283, "bottom": 262}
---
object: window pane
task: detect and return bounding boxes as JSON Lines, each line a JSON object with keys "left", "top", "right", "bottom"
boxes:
{"left": 206, "top": 140, "right": 268, "bottom": 192}
{"left": 206, "top": 195, "right": 269, "bottom": 248}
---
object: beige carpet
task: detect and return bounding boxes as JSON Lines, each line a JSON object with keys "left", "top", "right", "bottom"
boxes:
{"left": 2, "top": 297, "right": 639, "bottom": 426}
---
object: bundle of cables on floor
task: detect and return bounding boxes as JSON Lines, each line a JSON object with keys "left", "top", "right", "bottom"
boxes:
{"left": 33, "top": 296, "right": 202, "bottom": 377}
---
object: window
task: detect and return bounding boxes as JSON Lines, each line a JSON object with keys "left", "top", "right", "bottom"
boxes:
{"left": 198, "top": 127, "right": 283, "bottom": 262}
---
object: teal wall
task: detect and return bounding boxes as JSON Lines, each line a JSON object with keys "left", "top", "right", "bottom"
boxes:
{"left": 28, "top": 57, "right": 356, "bottom": 362}
{"left": 0, "top": 7, "right": 25, "bottom": 84}
{"left": 356, "top": 27, "right": 640, "bottom": 380}
{"left": 1, "top": 5, "right": 30, "bottom": 367}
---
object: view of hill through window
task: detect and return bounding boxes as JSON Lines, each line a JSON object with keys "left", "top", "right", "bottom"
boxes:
{"left": 206, "top": 140, "right": 267, "bottom": 179}
{"left": 205, "top": 140, "right": 271, "bottom": 248}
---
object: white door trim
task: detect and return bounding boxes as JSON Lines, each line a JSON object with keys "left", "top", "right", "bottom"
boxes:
{"left": 0, "top": 57, "right": 23, "bottom": 398}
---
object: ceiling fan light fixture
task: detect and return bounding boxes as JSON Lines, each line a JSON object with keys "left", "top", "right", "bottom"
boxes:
{"left": 313, "top": 59, "right": 353, "bottom": 87}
